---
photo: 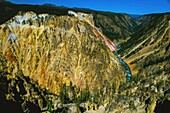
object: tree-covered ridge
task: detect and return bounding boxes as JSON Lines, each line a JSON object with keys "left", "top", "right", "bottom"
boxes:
{"left": 0, "top": 1, "right": 138, "bottom": 41}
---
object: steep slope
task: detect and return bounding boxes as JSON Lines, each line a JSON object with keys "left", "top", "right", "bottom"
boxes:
{"left": 0, "top": 1, "right": 138, "bottom": 41}
{"left": 93, "top": 12, "right": 138, "bottom": 40}
{"left": 69, "top": 8, "right": 138, "bottom": 40}
{"left": 0, "top": 11, "right": 126, "bottom": 112}
{"left": 1, "top": 11, "right": 126, "bottom": 93}
{"left": 120, "top": 13, "right": 170, "bottom": 75}
{"left": 0, "top": 1, "right": 68, "bottom": 24}
{"left": 121, "top": 13, "right": 170, "bottom": 55}
{"left": 0, "top": 60, "right": 49, "bottom": 113}
{"left": 112, "top": 13, "right": 170, "bottom": 113}
{"left": 0, "top": 2, "right": 169, "bottom": 112}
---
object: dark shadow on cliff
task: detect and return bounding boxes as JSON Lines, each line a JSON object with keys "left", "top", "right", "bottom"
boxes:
{"left": 155, "top": 100, "right": 170, "bottom": 113}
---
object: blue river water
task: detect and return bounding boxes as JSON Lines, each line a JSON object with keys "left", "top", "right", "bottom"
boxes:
{"left": 113, "top": 44, "right": 132, "bottom": 81}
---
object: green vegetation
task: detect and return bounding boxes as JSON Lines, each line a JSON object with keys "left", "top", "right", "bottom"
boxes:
{"left": 0, "top": 2, "right": 169, "bottom": 112}
{"left": 0, "top": 1, "right": 138, "bottom": 41}
{"left": 0, "top": 1, "right": 68, "bottom": 24}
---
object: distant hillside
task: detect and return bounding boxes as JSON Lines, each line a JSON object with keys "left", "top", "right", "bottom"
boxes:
{"left": 70, "top": 8, "right": 138, "bottom": 40}
{"left": 120, "top": 13, "right": 170, "bottom": 77}
{"left": 120, "top": 13, "right": 170, "bottom": 56}
{"left": 118, "top": 13, "right": 170, "bottom": 113}
{"left": 0, "top": 1, "right": 170, "bottom": 112}
{"left": 129, "top": 14, "right": 142, "bottom": 19}
{"left": 0, "top": 1, "right": 138, "bottom": 40}
{"left": 0, "top": 1, "right": 68, "bottom": 24}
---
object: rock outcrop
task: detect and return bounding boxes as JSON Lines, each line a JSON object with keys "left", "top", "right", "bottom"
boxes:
{"left": 0, "top": 7, "right": 169, "bottom": 112}
{"left": 0, "top": 11, "right": 126, "bottom": 112}
{"left": 118, "top": 13, "right": 170, "bottom": 113}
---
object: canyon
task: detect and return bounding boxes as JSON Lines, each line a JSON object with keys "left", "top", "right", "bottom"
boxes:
{"left": 0, "top": 1, "right": 170, "bottom": 113}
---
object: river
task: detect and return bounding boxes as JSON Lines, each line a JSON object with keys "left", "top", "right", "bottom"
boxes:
{"left": 113, "top": 45, "right": 132, "bottom": 81}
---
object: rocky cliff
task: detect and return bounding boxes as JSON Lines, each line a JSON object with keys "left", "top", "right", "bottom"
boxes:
{"left": 0, "top": 11, "right": 126, "bottom": 112}
{"left": 120, "top": 13, "right": 170, "bottom": 75}
{"left": 0, "top": 1, "right": 138, "bottom": 41}
{"left": 118, "top": 13, "right": 170, "bottom": 113}
{"left": 93, "top": 12, "right": 138, "bottom": 40}
{"left": 0, "top": 2, "right": 170, "bottom": 112}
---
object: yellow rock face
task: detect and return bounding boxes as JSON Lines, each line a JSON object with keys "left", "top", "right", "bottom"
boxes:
{"left": 0, "top": 11, "right": 125, "bottom": 94}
